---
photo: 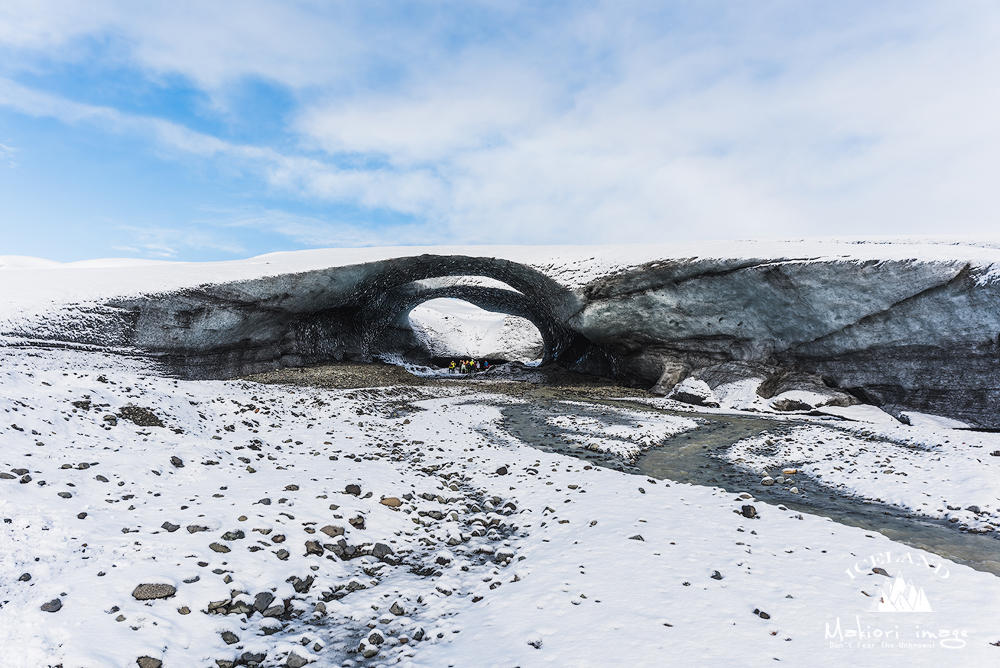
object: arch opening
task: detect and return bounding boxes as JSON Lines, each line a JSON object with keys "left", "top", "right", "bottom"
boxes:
{"left": 406, "top": 297, "right": 544, "bottom": 369}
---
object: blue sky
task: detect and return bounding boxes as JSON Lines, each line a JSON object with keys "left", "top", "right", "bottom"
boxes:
{"left": 2, "top": 1, "right": 999, "bottom": 262}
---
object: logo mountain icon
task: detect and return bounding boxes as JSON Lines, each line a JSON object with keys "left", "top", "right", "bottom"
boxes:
{"left": 871, "top": 572, "right": 932, "bottom": 612}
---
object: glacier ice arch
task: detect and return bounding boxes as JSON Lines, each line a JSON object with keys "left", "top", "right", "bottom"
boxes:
{"left": 10, "top": 251, "right": 1000, "bottom": 427}
{"left": 101, "top": 254, "right": 615, "bottom": 380}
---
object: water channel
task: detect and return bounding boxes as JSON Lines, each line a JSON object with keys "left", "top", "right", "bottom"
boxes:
{"left": 498, "top": 390, "right": 1000, "bottom": 577}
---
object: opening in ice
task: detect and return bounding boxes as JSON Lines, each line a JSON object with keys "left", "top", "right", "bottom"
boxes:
{"left": 407, "top": 298, "right": 544, "bottom": 369}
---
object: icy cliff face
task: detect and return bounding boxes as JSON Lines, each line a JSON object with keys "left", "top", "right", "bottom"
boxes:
{"left": 2, "top": 240, "right": 999, "bottom": 426}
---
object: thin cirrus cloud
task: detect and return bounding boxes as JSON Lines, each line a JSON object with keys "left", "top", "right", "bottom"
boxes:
{"left": 1, "top": 1, "right": 1000, "bottom": 260}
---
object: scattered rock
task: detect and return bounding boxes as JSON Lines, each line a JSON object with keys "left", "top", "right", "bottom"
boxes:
{"left": 77, "top": 512, "right": 87, "bottom": 519}
{"left": 305, "top": 541, "right": 323, "bottom": 556}
{"left": 753, "top": 608, "right": 771, "bottom": 620}
{"left": 284, "top": 484, "right": 299, "bottom": 491}
{"left": 669, "top": 377, "right": 720, "bottom": 407}
{"left": 272, "top": 534, "right": 286, "bottom": 543}
{"left": 136, "top": 657, "right": 162, "bottom": 668}
{"left": 18, "top": 573, "right": 31, "bottom": 582}
{"left": 254, "top": 592, "right": 275, "bottom": 612}
{"left": 0, "top": 473, "right": 16, "bottom": 480}
{"left": 872, "top": 567, "right": 890, "bottom": 577}
{"left": 161, "top": 522, "right": 180, "bottom": 532}
{"left": 178, "top": 606, "right": 191, "bottom": 615}
{"left": 221, "top": 631, "right": 239, "bottom": 645}
{"left": 187, "top": 525, "right": 208, "bottom": 534}
{"left": 132, "top": 583, "right": 177, "bottom": 600}
{"left": 170, "top": 456, "right": 184, "bottom": 468}
{"left": 287, "top": 653, "right": 309, "bottom": 668}
{"left": 345, "top": 484, "right": 361, "bottom": 496}
{"left": 628, "top": 534, "right": 644, "bottom": 541}
{"left": 57, "top": 491, "right": 72, "bottom": 499}
{"left": 760, "top": 477, "right": 775, "bottom": 487}
{"left": 710, "top": 570, "right": 723, "bottom": 580}
{"left": 496, "top": 466, "right": 508, "bottom": 476}
{"left": 276, "top": 549, "right": 290, "bottom": 561}
{"left": 262, "top": 604, "right": 284, "bottom": 618}
{"left": 390, "top": 601, "right": 406, "bottom": 616}
{"left": 348, "top": 516, "right": 366, "bottom": 530}
{"left": 221, "top": 529, "right": 245, "bottom": 541}
{"left": 380, "top": 497, "right": 401, "bottom": 508}
{"left": 41, "top": 598, "right": 62, "bottom": 612}
{"left": 210, "top": 542, "right": 231, "bottom": 553}
{"left": 967, "top": 505, "right": 982, "bottom": 514}
{"left": 741, "top": 505, "right": 757, "bottom": 519}
{"left": 319, "top": 525, "right": 344, "bottom": 538}
{"left": 372, "top": 543, "right": 394, "bottom": 561}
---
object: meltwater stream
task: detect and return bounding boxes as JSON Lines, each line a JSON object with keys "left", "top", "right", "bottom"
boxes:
{"left": 499, "top": 391, "right": 1000, "bottom": 577}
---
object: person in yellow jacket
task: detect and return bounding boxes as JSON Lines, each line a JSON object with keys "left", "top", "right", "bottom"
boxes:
{"left": 449, "top": 360, "right": 456, "bottom": 374}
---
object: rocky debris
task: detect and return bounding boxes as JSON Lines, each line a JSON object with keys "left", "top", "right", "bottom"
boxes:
{"left": 161, "top": 522, "right": 180, "bottom": 532}
{"left": 628, "top": 534, "right": 644, "bottom": 541}
{"left": 57, "top": 491, "right": 72, "bottom": 498}
{"left": 187, "top": 525, "right": 208, "bottom": 533}
{"left": 221, "top": 529, "right": 245, "bottom": 541}
{"left": 284, "top": 484, "right": 299, "bottom": 491}
{"left": 241, "top": 651, "right": 266, "bottom": 665}
{"left": 77, "top": 512, "right": 88, "bottom": 519}
{"left": 210, "top": 542, "right": 231, "bottom": 553}
{"left": 132, "top": 584, "right": 177, "bottom": 600}
{"left": 136, "top": 657, "right": 162, "bottom": 668}
{"left": 0, "top": 472, "right": 16, "bottom": 480}
{"left": 872, "top": 567, "right": 890, "bottom": 577}
{"left": 170, "top": 456, "right": 184, "bottom": 468}
{"left": 18, "top": 573, "right": 31, "bottom": 582}
{"left": 345, "top": 484, "right": 361, "bottom": 496}
{"left": 178, "top": 606, "right": 191, "bottom": 615}
{"left": 118, "top": 406, "right": 165, "bottom": 427}
{"left": 496, "top": 466, "right": 508, "bottom": 475}
{"left": 276, "top": 549, "right": 290, "bottom": 561}
{"left": 753, "top": 608, "right": 771, "bottom": 620}
{"left": 348, "top": 515, "right": 366, "bottom": 530}
{"left": 221, "top": 631, "right": 239, "bottom": 645}
{"left": 710, "top": 570, "right": 723, "bottom": 580}
{"left": 379, "top": 497, "right": 401, "bottom": 507}
{"left": 741, "top": 505, "right": 757, "bottom": 519}
{"left": 304, "top": 541, "right": 323, "bottom": 556}
{"left": 40, "top": 598, "right": 62, "bottom": 612}
{"left": 760, "top": 476, "right": 775, "bottom": 486}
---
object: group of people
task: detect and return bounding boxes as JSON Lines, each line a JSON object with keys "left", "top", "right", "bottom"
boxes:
{"left": 449, "top": 358, "right": 490, "bottom": 374}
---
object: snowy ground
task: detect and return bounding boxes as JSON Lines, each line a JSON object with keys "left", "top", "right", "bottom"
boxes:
{"left": 2, "top": 348, "right": 1000, "bottom": 668}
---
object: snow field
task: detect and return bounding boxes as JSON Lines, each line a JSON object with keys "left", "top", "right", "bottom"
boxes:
{"left": 723, "top": 423, "right": 1000, "bottom": 533}
{"left": 0, "top": 349, "right": 998, "bottom": 667}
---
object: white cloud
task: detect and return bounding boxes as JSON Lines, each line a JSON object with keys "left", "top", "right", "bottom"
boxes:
{"left": 3, "top": 1, "right": 1000, "bottom": 247}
